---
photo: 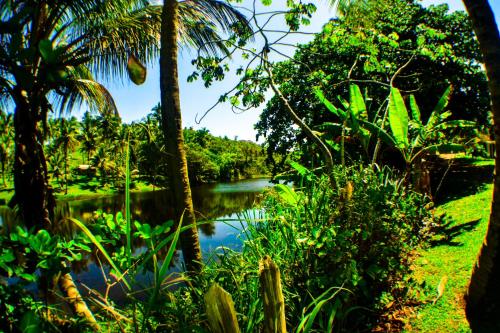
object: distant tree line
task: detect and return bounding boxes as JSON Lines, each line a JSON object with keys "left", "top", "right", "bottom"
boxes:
{"left": 0, "top": 106, "right": 268, "bottom": 193}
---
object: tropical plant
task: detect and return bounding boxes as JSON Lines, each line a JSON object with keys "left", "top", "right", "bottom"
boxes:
{"left": 188, "top": 163, "right": 433, "bottom": 332}
{"left": 54, "top": 117, "right": 79, "bottom": 194}
{"left": 0, "top": 0, "right": 162, "bottom": 229}
{"left": 315, "top": 84, "right": 372, "bottom": 166}
{"left": 364, "top": 86, "right": 475, "bottom": 168}
{"left": 78, "top": 111, "right": 99, "bottom": 164}
{"left": 254, "top": 0, "right": 487, "bottom": 175}
{"left": 47, "top": 152, "right": 65, "bottom": 190}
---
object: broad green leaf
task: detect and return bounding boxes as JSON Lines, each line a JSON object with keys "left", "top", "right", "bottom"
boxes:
{"left": 409, "top": 95, "right": 421, "bottom": 124}
{"left": 314, "top": 88, "right": 346, "bottom": 119}
{"left": 274, "top": 184, "right": 299, "bottom": 206}
{"left": 127, "top": 54, "right": 147, "bottom": 85}
{"left": 20, "top": 311, "right": 43, "bottom": 333}
{"left": 38, "top": 39, "right": 55, "bottom": 63}
{"left": 427, "top": 85, "right": 451, "bottom": 128}
{"left": 433, "top": 120, "right": 476, "bottom": 131}
{"left": 349, "top": 84, "right": 367, "bottom": 119}
{"left": 289, "top": 161, "right": 311, "bottom": 177}
{"left": 360, "top": 120, "right": 397, "bottom": 147}
{"left": 388, "top": 87, "right": 409, "bottom": 149}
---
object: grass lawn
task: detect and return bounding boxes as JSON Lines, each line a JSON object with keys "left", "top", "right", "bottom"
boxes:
{"left": 405, "top": 177, "right": 493, "bottom": 331}
{"left": 0, "top": 176, "right": 160, "bottom": 204}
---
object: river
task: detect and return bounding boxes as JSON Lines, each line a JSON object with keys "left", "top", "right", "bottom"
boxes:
{"left": 1, "top": 178, "right": 273, "bottom": 301}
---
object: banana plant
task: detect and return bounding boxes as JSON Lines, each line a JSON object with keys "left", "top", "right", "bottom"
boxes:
{"left": 362, "top": 85, "right": 476, "bottom": 169}
{"left": 315, "top": 84, "right": 371, "bottom": 166}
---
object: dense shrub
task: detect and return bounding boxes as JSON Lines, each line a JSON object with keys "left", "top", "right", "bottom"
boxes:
{"left": 197, "top": 165, "right": 433, "bottom": 332}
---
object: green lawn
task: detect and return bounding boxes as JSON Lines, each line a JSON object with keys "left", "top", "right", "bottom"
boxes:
{"left": 405, "top": 183, "right": 492, "bottom": 332}
{"left": 0, "top": 176, "right": 159, "bottom": 204}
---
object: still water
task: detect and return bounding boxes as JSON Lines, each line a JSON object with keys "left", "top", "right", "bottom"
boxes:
{"left": 2, "top": 178, "right": 272, "bottom": 300}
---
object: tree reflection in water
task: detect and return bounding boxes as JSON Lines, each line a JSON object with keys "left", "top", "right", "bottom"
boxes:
{"left": 0, "top": 178, "right": 271, "bottom": 302}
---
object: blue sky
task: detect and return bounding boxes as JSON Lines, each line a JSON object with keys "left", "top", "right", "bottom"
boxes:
{"left": 93, "top": 0, "right": 500, "bottom": 142}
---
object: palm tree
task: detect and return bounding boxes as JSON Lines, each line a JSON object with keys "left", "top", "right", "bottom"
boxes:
{"left": 48, "top": 152, "right": 65, "bottom": 190}
{"left": 0, "top": 0, "right": 162, "bottom": 230}
{"left": 0, "top": 1, "right": 162, "bottom": 327}
{"left": 159, "top": 0, "right": 250, "bottom": 271}
{"left": 55, "top": 117, "right": 79, "bottom": 194}
{"left": 78, "top": 111, "right": 99, "bottom": 164}
{"left": 459, "top": 0, "right": 500, "bottom": 330}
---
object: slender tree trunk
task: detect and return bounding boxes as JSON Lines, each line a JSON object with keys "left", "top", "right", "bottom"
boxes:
{"left": 160, "top": 0, "right": 202, "bottom": 272}
{"left": 64, "top": 146, "right": 68, "bottom": 195}
{"left": 462, "top": 0, "right": 500, "bottom": 330}
{"left": 2, "top": 161, "right": 6, "bottom": 187}
{"left": 12, "top": 88, "right": 54, "bottom": 230}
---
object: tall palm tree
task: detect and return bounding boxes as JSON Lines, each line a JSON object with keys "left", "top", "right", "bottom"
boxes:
{"left": 159, "top": 0, "right": 250, "bottom": 271}
{"left": 0, "top": 1, "right": 162, "bottom": 327}
{"left": 460, "top": 0, "right": 500, "bottom": 330}
{"left": 55, "top": 117, "right": 79, "bottom": 194}
{"left": 0, "top": 0, "right": 162, "bottom": 229}
{"left": 78, "top": 111, "right": 99, "bottom": 164}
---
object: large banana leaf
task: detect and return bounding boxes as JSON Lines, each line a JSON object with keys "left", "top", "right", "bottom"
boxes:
{"left": 426, "top": 85, "right": 452, "bottom": 128}
{"left": 349, "top": 84, "right": 367, "bottom": 133}
{"left": 359, "top": 120, "right": 397, "bottom": 148}
{"left": 432, "top": 119, "right": 476, "bottom": 131}
{"left": 388, "top": 87, "right": 409, "bottom": 149}
{"left": 315, "top": 88, "right": 347, "bottom": 119}
{"left": 349, "top": 84, "right": 367, "bottom": 119}
{"left": 409, "top": 94, "right": 421, "bottom": 125}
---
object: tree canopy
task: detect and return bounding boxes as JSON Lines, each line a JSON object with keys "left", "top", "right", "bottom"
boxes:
{"left": 255, "top": 0, "right": 488, "bottom": 174}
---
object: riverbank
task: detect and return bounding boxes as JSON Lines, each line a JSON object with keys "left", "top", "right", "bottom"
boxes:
{"left": 402, "top": 164, "right": 493, "bottom": 332}
{"left": 0, "top": 178, "right": 160, "bottom": 204}
{"left": 0, "top": 174, "right": 273, "bottom": 204}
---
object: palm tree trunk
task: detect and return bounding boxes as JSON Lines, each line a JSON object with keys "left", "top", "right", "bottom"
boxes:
{"left": 12, "top": 88, "right": 54, "bottom": 230}
{"left": 64, "top": 146, "right": 68, "bottom": 195}
{"left": 160, "top": 0, "right": 202, "bottom": 272}
{"left": 462, "top": 0, "right": 500, "bottom": 329}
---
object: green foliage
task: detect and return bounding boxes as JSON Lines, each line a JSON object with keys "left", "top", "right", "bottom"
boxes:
{"left": 365, "top": 86, "right": 476, "bottom": 165}
{"left": 188, "top": 165, "right": 433, "bottom": 332}
{"left": 388, "top": 87, "right": 410, "bottom": 149}
{"left": 255, "top": 0, "right": 488, "bottom": 174}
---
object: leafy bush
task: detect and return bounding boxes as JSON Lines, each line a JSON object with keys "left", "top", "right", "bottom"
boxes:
{"left": 197, "top": 165, "right": 433, "bottom": 332}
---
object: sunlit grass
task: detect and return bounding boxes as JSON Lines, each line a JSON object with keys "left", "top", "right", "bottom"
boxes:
{"left": 406, "top": 184, "right": 492, "bottom": 332}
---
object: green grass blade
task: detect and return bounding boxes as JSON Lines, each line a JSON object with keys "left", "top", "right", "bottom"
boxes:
{"left": 125, "top": 133, "right": 131, "bottom": 266}
{"left": 68, "top": 217, "right": 131, "bottom": 290}
{"left": 147, "top": 215, "right": 183, "bottom": 310}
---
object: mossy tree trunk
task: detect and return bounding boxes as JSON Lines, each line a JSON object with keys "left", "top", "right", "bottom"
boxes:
{"left": 160, "top": 0, "right": 202, "bottom": 272}
{"left": 462, "top": 0, "right": 500, "bottom": 329}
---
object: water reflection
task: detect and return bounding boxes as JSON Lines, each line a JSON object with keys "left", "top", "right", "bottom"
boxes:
{"left": 0, "top": 178, "right": 271, "bottom": 301}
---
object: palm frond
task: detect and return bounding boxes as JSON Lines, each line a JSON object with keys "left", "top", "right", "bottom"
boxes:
{"left": 180, "top": 0, "right": 249, "bottom": 34}
{"left": 178, "top": 0, "right": 251, "bottom": 56}
{"left": 52, "top": 65, "right": 117, "bottom": 117}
